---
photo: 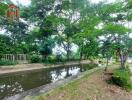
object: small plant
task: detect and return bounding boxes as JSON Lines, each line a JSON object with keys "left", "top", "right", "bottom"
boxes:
{"left": 111, "top": 68, "right": 132, "bottom": 90}
{"left": 47, "top": 55, "right": 56, "bottom": 63}
{"left": 43, "top": 55, "right": 66, "bottom": 64}
{"left": 30, "top": 54, "right": 42, "bottom": 63}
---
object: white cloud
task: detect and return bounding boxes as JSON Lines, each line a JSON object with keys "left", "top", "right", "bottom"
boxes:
{"left": 9, "top": 0, "right": 118, "bottom": 7}
{"left": 10, "top": 0, "right": 116, "bottom": 7}
{"left": 91, "top": 0, "right": 116, "bottom": 4}
{"left": 11, "top": 0, "right": 31, "bottom": 7}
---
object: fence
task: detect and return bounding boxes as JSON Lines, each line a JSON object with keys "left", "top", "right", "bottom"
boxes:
{"left": 1, "top": 54, "right": 29, "bottom": 64}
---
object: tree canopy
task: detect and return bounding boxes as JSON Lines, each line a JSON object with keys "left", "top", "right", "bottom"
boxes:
{"left": 0, "top": 0, "right": 132, "bottom": 67}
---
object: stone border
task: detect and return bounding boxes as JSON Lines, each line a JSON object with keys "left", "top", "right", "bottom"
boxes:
{"left": 4, "top": 65, "right": 105, "bottom": 100}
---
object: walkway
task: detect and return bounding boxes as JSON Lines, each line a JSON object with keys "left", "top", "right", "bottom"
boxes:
{"left": 28, "top": 67, "right": 132, "bottom": 100}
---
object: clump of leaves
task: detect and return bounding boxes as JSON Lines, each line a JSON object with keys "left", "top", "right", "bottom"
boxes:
{"left": 111, "top": 68, "right": 132, "bottom": 90}
{"left": 30, "top": 54, "right": 42, "bottom": 63}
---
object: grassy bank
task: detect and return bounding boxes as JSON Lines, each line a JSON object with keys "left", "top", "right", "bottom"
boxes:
{"left": 0, "top": 60, "right": 16, "bottom": 66}
{"left": 31, "top": 71, "right": 102, "bottom": 100}
{"left": 23, "top": 64, "right": 132, "bottom": 100}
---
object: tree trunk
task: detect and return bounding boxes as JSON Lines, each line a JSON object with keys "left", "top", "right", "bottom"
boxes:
{"left": 105, "top": 57, "right": 109, "bottom": 71}
{"left": 115, "top": 49, "right": 120, "bottom": 62}
{"left": 67, "top": 44, "right": 70, "bottom": 61}
{"left": 119, "top": 51, "right": 128, "bottom": 69}
{"left": 67, "top": 40, "right": 70, "bottom": 61}
{"left": 79, "top": 50, "right": 82, "bottom": 64}
{"left": 43, "top": 55, "right": 47, "bottom": 61}
{"left": 120, "top": 55, "right": 125, "bottom": 68}
{"left": 67, "top": 51, "right": 70, "bottom": 61}
{"left": 80, "top": 51, "right": 82, "bottom": 61}
{"left": 80, "top": 44, "right": 84, "bottom": 61}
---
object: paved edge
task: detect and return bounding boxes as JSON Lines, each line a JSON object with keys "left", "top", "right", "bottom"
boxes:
{"left": 4, "top": 65, "right": 105, "bottom": 100}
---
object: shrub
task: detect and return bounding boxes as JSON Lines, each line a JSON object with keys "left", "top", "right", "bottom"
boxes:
{"left": 56, "top": 54, "right": 62, "bottom": 62}
{"left": 0, "top": 60, "right": 16, "bottom": 66}
{"left": 43, "top": 55, "right": 66, "bottom": 64}
{"left": 111, "top": 69, "right": 132, "bottom": 90}
{"left": 30, "top": 54, "right": 41, "bottom": 63}
{"left": 47, "top": 55, "right": 56, "bottom": 63}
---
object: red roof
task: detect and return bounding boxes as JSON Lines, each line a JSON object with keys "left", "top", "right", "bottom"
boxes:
{"left": 8, "top": 4, "right": 18, "bottom": 8}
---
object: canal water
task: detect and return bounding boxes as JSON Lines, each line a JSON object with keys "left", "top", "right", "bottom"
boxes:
{"left": 0, "top": 64, "right": 96, "bottom": 99}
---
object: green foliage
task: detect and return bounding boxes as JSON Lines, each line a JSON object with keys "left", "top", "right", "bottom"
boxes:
{"left": 0, "top": 35, "right": 12, "bottom": 58}
{"left": 30, "top": 54, "right": 42, "bottom": 63}
{"left": 100, "top": 39, "right": 115, "bottom": 59}
{"left": 39, "top": 37, "right": 55, "bottom": 58}
{"left": 83, "top": 38, "right": 99, "bottom": 58}
{"left": 128, "top": 0, "right": 132, "bottom": 8}
{"left": 0, "top": 0, "right": 131, "bottom": 65}
{"left": 104, "top": 23, "right": 130, "bottom": 35}
{"left": 97, "top": 2, "right": 124, "bottom": 22}
{"left": 48, "top": 55, "right": 56, "bottom": 62}
{"left": 111, "top": 69, "right": 132, "bottom": 90}
{"left": 55, "top": 54, "right": 63, "bottom": 62}
{"left": 0, "top": 3, "right": 8, "bottom": 16}
{"left": 0, "top": 60, "right": 16, "bottom": 66}
{"left": 43, "top": 55, "right": 65, "bottom": 64}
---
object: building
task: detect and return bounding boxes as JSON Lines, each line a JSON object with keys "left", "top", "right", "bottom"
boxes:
{"left": 5, "top": 4, "right": 19, "bottom": 21}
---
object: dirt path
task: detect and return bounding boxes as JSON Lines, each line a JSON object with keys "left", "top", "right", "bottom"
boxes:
{"left": 34, "top": 69, "right": 132, "bottom": 100}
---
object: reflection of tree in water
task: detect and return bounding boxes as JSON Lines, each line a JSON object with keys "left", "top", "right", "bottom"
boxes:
{"left": 6, "top": 82, "right": 23, "bottom": 96}
{"left": 50, "top": 66, "right": 80, "bottom": 82}
{"left": 65, "top": 66, "right": 80, "bottom": 78}
{"left": 0, "top": 80, "right": 24, "bottom": 99}
{"left": 0, "top": 69, "right": 53, "bottom": 99}
{"left": 81, "top": 64, "right": 87, "bottom": 71}
{"left": 18, "top": 69, "right": 52, "bottom": 89}
{"left": 50, "top": 68, "right": 64, "bottom": 82}
{"left": 80, "top": 64, "right": 83, "bottom": 72}
{"left": 55, "top": 68, "right": 63, "bottom": 78}
{"left": 0, "top": 64, "right": 93, "bottom": 99}
{"left": 65, "top": 67, "right": 71, "bottom": 77}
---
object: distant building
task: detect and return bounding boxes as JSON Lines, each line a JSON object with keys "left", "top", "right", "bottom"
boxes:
{"left": 5, "top": 4, "right": 19, "bottom": 21}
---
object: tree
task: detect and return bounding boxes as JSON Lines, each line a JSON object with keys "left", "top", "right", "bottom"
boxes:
{"left": 73, "top": 14, "right": 101, "bottom": 60}
{"left": 0, "top": 1, "right": 29, "bottom": 54}
{"left": 0, "top": 2, "right": 8, "bottom": 16}
{"left": 0, "top": 34, "right": 12, "bottom": 59}
{"left": 100, "top": 37, "right": 115, "bottom": 71}
{"left": 103, "top": 23, "right": 130, "bottom": 68}
{"left": 96, "top": 1, "right": 131, "bottom": 68}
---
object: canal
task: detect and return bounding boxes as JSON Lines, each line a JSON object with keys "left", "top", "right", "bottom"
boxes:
{"left": 0, "top": 64, "right": 96, "bottom": 99}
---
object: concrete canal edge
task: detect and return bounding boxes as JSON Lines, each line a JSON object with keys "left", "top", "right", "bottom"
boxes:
{"left": 4, "top": 65, "right": 106, "bottom": 100}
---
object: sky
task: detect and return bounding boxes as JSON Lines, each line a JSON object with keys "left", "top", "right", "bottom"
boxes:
{"left": 10, "top": 0, "right": 31, "bottom": 6}
{"left": 91, "top": 0, "right": 116, "bottom": 4}
{"left": 10, "top": 0, "right": 116, "bottom": 6}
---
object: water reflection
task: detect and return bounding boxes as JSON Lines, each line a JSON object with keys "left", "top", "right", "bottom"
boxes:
{"left": 51, "top": 67, "right": 80, "bottom": 82}
{"left": 0, "top": 64, "right": 96, "bottom": 99}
